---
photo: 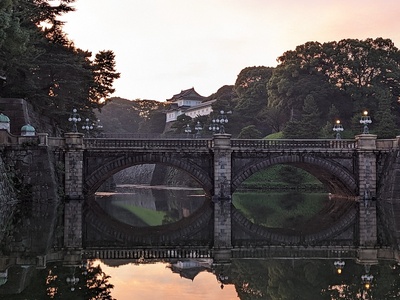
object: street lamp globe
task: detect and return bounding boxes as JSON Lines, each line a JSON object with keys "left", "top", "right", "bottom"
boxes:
{"left": 334, "top": 260, "right": 345, "bottom": 274}
{"left": 361, "top": 274, "right": 374, "bottom": 289}
{"left": 360, "top": 110, "right": 372, "bottom": 134}
{"left": 68, "top": 108, "right": 81, "bottom": 132}
{"left": 209, "top": 110, "right": 230, "bottom": 134}
{"left": 184, "top": 124, "right": 192, "bottom": 137}
{"left": 82, "top": 118, "right": 94, "bottom": 135}
{"left": 66, "top": 275, "right": 79, "bottom": 291}
{"left": 195, "top": 121, "right": 202, "bottom": 138}
{"left": 332, "top": 120, "right": 344, "bottom": 139}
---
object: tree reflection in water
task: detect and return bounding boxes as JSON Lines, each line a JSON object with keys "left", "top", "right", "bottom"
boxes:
{"left": 8, "top": 260, "right": 115, "bottom": 300}
{"left": 225, "top": 259, "right": 400, "bottom": 300}
{"left": 2, "top": 256, "right": 400, "bottom": 299}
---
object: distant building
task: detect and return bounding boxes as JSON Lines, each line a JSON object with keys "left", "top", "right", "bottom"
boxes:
{"left": 165, "top": 87, "right": 215, "bottom": 123}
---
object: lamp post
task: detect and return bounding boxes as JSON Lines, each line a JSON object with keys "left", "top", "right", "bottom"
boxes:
{"left": 68, "top": 108, "right": 81, "bottom": 132}
{"left": 184, "top": 124, "right": 192, "bottom": 137}
{"left": 195, "top": 121, "right": 202, "bottom": 138}
{"left": 66, "top": 274, "right": 79, "bottom": 292}
{"left": 217, "top": 272, "right": 228, "bottom": 290}
{"left": 361, "top": 264, "right": 374, "bottom": 290}
{"left": 360, "top": 110, "right": 372, "bottom": 134}
{"left": 96, "top": 119, "right": 103, "bottom": 130}
{"left": 82, "top": 118, "right": 93, "bottom": 136}
{"left": 334, "top": 260, "right": 345, "bottom": 274}
{"left": 332, "top": 120, "right": 344, "bottom": 139}
{"left": 209, "top": 110, "right": 230, "bottom": 134}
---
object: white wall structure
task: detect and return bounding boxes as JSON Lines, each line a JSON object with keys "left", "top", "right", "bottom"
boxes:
{"left": 165, "top": 88, "right": 215, "bottom": 122}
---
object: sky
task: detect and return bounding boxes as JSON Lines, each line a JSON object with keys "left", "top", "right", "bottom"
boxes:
{"left": 98, "top": 260, "right": 239, "bottom": 299}
{"left": 61, "top": 0, "right": 400, "bottom": 102}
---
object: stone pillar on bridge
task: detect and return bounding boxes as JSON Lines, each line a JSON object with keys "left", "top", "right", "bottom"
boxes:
{"left": 356, "top": 134, "right": 377, "bottom": 249}
{"left": 64, "top": 132, "right": 84, "bottom": 249}
{"left": 212, "top": 134, "right": 233, "bottom": 259}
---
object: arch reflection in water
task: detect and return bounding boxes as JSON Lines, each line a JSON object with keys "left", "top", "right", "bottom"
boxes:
{"left": 95, "top": 184, "right": 206, "bottom": 226}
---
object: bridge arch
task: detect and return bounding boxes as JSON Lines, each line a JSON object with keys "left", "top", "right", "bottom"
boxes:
{"left": 231, "top": 153, "right": 358, "bottom": 197}
{"left": 82, "top": 152, "right": 214, "bottom": 246}
{"left": 84, "top": 153, "right": 213, "bottom": 196}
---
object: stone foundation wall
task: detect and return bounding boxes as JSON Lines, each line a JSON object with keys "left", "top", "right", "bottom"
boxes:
{"left": 377, "top": 150, "right": 400, "bottom": 249}
{"left": 1, "top": 147, "right": 63, "bottom": 254}
{"left": 0, "top": 156, "right": 18, "bottom": 244}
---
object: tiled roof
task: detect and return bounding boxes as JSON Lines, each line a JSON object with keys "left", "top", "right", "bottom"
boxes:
{"left": 167, "top": 87, "right": 205, "bottom": 102}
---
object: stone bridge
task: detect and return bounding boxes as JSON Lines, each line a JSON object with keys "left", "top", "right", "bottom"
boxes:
{"left": 2, "top": 130, "right": 400, "bottom": 261}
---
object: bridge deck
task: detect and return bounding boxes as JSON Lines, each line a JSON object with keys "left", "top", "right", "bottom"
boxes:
{"left": 81, "top": 138, "right": 394, "bottom": 153}
{"left": 83, "top": 138, "right": 358, "bottom": 150}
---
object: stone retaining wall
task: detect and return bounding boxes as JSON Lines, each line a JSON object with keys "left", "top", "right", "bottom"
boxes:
{"left": 0, "top": 156, "right": 18, "bottom": 244}
{"left": 1, "top": 146, "right": 63, "bottom": 254}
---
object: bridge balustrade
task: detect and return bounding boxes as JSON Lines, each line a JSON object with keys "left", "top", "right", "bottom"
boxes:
{"left": 376, "top": 139, "right": 398, "bottom": 150}
{"left": 231, "top": 139, "right": 357, "bottom": 151}
{"left": 83, "top": 138, "right": 213, "bottom": 150}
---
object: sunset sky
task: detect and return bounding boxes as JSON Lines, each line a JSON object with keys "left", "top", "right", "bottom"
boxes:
{"left": 97, "top": 260, "right": 239, "bottom": 299}
{"left": 61, "top": 0, "right": 400, "bottom": 101}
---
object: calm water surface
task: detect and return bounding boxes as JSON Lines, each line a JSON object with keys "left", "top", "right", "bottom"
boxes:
{"left": 2, "top": 185, "right": 399, "bottom": 299}
{"left": 97, "top": 260, "right": 239, "bottom": 300}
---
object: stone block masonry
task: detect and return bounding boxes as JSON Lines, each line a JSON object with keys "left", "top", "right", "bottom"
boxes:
{"left": 0, "top": 156, "right": 18, "bottom": 244}
{"left": 213, "top": 134, "right": 233, "bottom": 248}
{"left": 1, "top": 146, "right": 62, "bottom": 254}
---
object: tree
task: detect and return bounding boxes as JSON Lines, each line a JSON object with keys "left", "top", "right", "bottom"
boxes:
{"left": 0, "top": 0, "right": 120, "bottom": 133}
{"left": 170, "top": 114, "right": 193, "bottom": 134}
{"left": 90, "top": 50, "right": 121, "bottom": 106}
{"left": 138, "top": 107, "right": 168, "bottom": 134}
{"left": 374, "top": 89, "right": 398, "bottom": 138}
{"left": 283, "top": 95, "right": 322, "bottom": 138}
{"left": 268, "top": 64, "right": 351, "bottom": 122}
{"left": 237, "top": 125, "right": 263, "bottom": 139}
{"left": 271, "top": 38, "right": 400, "bottom": 136}
{"left": 321, "top": 104, "right": 341, "bottom": 138}
{"left": 232, "top": 66, "right": 274, "bottom": 136}
{"left": 258, "top": 106, "right": 288, "bottom": 133}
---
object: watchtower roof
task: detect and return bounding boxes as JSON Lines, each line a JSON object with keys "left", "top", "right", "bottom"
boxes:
{"left": 166, "top": 87, "right": 205, "bottom": 102}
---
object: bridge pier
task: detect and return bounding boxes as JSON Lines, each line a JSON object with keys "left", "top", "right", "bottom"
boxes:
{"left": 212, "top": 134, "right": 233, "bottom": 255}
{"left": 63, "top": 133, "right": 84, "bottom": 249}
{"left": 356, "top": 134, "right": 377, "bottom": 248}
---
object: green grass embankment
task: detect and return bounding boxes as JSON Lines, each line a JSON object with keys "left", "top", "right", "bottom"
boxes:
{"left": 116, "top": 203, "right": 166, "bottom": 226}
{"left": 238, "top": 165, "right": 325, "bottom": 192}
{"left": 233, "top": 192, "right": 327, "bottom": 229}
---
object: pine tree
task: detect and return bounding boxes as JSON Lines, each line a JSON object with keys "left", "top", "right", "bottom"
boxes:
{"left": 284, "top": 95, "right": 322, "bottom": 138}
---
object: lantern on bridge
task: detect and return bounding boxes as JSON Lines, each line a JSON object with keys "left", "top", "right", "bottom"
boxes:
{"left": 0, "top": 113, "right": 10, "bottom": 132}
{"left": 21, "top": 124, "right": 36, "bottom": 136}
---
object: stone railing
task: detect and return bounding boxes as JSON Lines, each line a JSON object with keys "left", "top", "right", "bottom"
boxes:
{"left": 84, "top": 248, "right": 212, "bottom": 259}
{"left": 231, "top": 138, "right": 357, "bottom": 151}
{"left": 376, "top": 139, "right": 398, "bottom": 150}
{"left": 83, "top": 138, "right": 213, "bottom": 150}
{"left": 1, "top": 129, "right": 399, "bottom": 153}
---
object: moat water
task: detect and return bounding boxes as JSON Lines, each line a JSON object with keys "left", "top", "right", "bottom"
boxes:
{"left": 1, "top": 185, "right": 399, "bottom": 299}
{"left": 2, "top": 255, "right": 399, "bottom": 299}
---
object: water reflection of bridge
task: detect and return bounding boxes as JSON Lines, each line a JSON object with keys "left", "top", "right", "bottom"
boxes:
{"left": 1, "top": 246, "right": 395, "bottom": 298}
{"left": 2, "top": 129, "right": 400, "bottom": 263}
